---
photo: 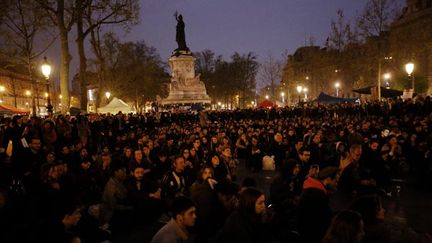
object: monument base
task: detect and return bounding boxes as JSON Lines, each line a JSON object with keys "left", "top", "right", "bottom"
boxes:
{"left": 161, "top": 52, "right": 211, "bottom": 106}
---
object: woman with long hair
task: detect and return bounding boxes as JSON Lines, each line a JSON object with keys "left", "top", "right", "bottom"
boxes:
{"left": 321, "top": 210, "right": 364, "bottom": 243}
{"left": 218, "top": 187, "right": 267, "bottom": 242}
{"left": 350, "top": 195, "right": 428, "bottom": 243}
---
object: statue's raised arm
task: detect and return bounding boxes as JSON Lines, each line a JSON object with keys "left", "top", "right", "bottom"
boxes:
{"left": 174, "top": 12, "right": 189, "bottom": 52}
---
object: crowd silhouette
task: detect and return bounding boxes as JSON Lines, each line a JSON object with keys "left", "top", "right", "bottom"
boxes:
{"left": 0, "top": 97, "right": 432, "bottom": 242}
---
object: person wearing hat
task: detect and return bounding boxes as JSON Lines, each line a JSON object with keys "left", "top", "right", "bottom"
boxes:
{"left": 297, "top": 166, "right": 340, "bottom": 243}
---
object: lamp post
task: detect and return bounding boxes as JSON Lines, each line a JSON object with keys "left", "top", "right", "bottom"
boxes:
{"left": 383, "top": 73, "right": 391, "bottom": 89}
{"left": 41, "top": 56, "right": 53, "bottom": 115}
{"left": 25, "top": 90, "right": 31, "bottom": 108}
{"left": 0, "top": 85, "right": 5, "bottom": 103}
{"left": 335, "top": 82, "right": 340, "bottom": 97}
{"left": 303, "top": 87, "right": 308, "bottom": 101}
{"left": 280, "top": 92, "right": 285, "bottom": 103}
{"left": 105, "top": 91, "right": 111, "bottom": 101}
{"left": 297, "top": 85, "right": 303, "bottom": 104}
{"left": 405, "top": 62, "right": 414, "bottom": 93}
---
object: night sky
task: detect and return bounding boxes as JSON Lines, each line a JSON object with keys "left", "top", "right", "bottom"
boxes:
{"left": 46, "top": 0, "right": 405, "bottom": 86}
{"left": 128, "top": 0, "right": 385, "bottom": 60}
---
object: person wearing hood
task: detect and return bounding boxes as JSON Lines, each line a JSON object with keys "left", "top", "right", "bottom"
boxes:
{"left": 297, "top": 166, "right": 340, "bottom": 243}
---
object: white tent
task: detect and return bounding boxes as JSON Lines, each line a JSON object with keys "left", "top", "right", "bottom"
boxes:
{"left": 97, "top": 97, "right": 132, "bottom": 114}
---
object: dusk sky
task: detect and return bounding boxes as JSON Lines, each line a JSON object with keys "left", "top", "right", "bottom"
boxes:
{"left": 127, "top": 0, "right": 402, "bottom": 60}
{"left": 46, "top": 0, "right": 405, "bottom": 86}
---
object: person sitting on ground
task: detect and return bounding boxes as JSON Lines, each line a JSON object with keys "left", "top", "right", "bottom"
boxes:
{"left": 190, "top": 165, "right": 219, "bottom": 242}
{"left": 161, "top": 156, "right": 187, "bottom": 207}
{"left": 350, "top": 194, "right": 430, "bottom": 243}
{"left": 297, "top": 166, "right": 340, "bottom": 243}
{"left": 217, "top": 187, "right": 269, "bottom": 243}
{"left": 321, "top": 210, "right": 364, "bottom": 243}
{"left": 101, "top": 162, "right": 132, "bottom": 231}
{"left": 338, "top": 144, "right": 376, "bottom": 196}
{"left": 151, "top": 196, "right": 197, "bottom": 243}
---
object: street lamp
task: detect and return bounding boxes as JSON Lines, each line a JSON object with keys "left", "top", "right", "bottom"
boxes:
{"left": 303, "top": 87, "right": 308, "bottom": 100}
{"left": 105, "top": 91, "right": 111, "bottom": 101}
{"left": 41, "top": 56, "right": 53, "bottom": 115}
{"left": 383, "top": 73, "right": 391, "bottom": 89}
{"left": 265, "top": 95, "right": 269, "bottom": 100}
{"left": 280, "top": 92, "right": 285, "bottom": 103}
{"left": 335, "top": 82, "right": 340, "bottom": 97}
{"left": 296, "top": 85, "right": 303, "bottom": 103}
{"left": 405, "top": 62, "right": 415, "bottom": 92}
{"left": 0, "top": 85, "right": 5, "bottom": 103}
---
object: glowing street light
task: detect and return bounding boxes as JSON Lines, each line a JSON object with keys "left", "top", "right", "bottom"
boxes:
{"left": 0, "top": 85, "right": 5, "bottom": 104}
{"left": 105, "top": 91, "right": 111, "bottom": 100}
{"left": 25, "top": 90, "right": 31, "bottom": 96}
{"left": 296, "top": 85, "right": 303, "bottom": 103}
{"left": 335, "top": 82, "right": 340, "bottom": 97}
{"left": 383, "top": 73, "right": 391, "bottom": 89}
{"left": 280, "top": 92, "right": 285, "bottom": 103}
{"left": 265, "top": 95, "right": 269, "bottom": 100}
{"left": 41, "top": 56, "right": 53, "bottom": 115}
{"left": 303, "top": 87, "right": 308, "bottom": 100}
{"left": 405, "top": 62, "right": 415, "bottom": 92}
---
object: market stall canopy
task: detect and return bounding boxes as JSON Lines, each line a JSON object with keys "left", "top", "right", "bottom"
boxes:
{"left": 258, "top": 100, "right": 274, "bottom": 108}
{"left": 0, "top": 104, "right": 30, "bottom": 115}
{"left": 352, "top": 86, "right": 403, "bottom": 98}
{"left": 313, "top": 92, "right": 358, "bottom": 104}
{"left": 97, "top": 97, "right": 132, "bottom": 114}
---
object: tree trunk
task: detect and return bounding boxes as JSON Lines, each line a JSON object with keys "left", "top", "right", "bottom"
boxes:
{"left": 57, "top": 0, "right": 71, "bottom": 113}
{"left": 59, "top": 29, "right": 71, "bottom": 112}
{"left": 76, "top": 0, "right": 88, "bottom": 111}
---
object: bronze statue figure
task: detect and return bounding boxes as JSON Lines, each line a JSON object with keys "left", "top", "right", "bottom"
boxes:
{"left": 174, "top": 12, "right": 189, "bottom": 52}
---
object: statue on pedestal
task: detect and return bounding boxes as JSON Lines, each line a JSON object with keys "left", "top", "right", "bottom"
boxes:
{"left": 174, "top": 11, "right": 189, "bottom": 52}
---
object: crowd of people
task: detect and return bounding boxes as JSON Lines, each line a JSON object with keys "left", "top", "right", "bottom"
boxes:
{"left": 0, "top": 97, "right": 432, "bottom": 242}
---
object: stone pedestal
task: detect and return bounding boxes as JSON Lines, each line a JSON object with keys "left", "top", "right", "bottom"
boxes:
{"left": 161, "top": 51, "right": 211, "bottom": 105}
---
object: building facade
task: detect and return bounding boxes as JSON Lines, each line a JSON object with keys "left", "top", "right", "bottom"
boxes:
{"left": 283, "top": 0, "right": 432, "bottom": 100}
{"left": 0, "top": 67, "right": 59, "bottom": 114}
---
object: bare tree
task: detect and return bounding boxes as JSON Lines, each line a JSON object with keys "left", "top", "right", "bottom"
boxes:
{"left": 327, "top": 9, "right": 357, "bottom": 51}
{"left": 1, "top": 0, "right": 55, "bottom": 114}
{"left": 356, "top": 0, "right": 402, "bottom": 38}
{"left": 36, "top": 0, "right": 76, "bottom": 112}
{"left": 260, "top": 53, "right": 282, "bottom": 101}
{"left": 76, "top": 0, "right": 139, "bottom": 110}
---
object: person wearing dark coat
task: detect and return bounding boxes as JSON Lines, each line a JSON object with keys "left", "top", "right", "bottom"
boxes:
{"left": 125, "top": 165, "right": 162, "bottom": 225}
{"left": 297, "top": 167, "right": 339, "bottom": 243}
{"left": 161, "top": 156, "right": 187, "bottom": 207}
{"left": 217, "top": 188, "right": 268, "bottom": 243}
{"left": 350, "top": 195, "right": 429, "bottom": 243}
{"left": 32, "top": 202, "right": 82, "bottom": 243}
{"left": 190, "top": 166, "right": 219, "bottom": 242}
{"left": 18, "top": 137, "right": 45, "bottom": 178}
